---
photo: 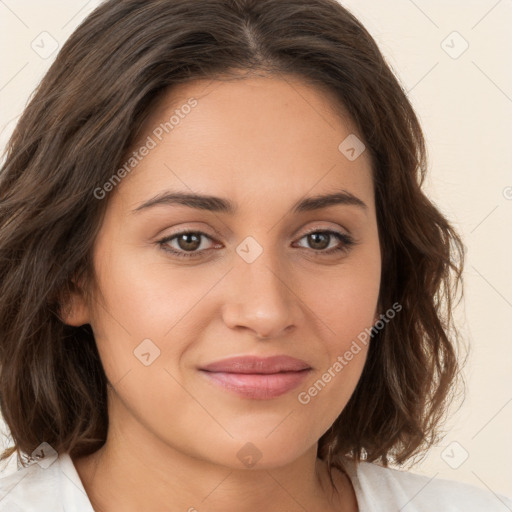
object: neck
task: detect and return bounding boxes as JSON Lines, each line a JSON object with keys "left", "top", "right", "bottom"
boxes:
{"left": 73, "top": 394, "right": 357, "bottom": 512}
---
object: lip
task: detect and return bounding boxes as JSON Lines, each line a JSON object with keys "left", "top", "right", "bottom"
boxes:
{"left": 199, "top": 355, "right": 312, "bottom": 400}
{"left": 201, "top": 355, "right": 311, "bottom": 373}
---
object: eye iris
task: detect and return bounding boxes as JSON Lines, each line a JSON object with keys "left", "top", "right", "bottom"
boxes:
{"left": 178, "top": 233, "right": 201, "bottom": 251}
{"left": 308, "top": 232, "right": 329, "bottom": 250}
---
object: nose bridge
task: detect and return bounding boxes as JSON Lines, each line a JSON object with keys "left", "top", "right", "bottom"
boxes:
{"left": 222, "top": 238, "right": 298, "bottom": 338}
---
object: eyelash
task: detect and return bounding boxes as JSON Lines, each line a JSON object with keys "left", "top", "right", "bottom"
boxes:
{"left": 157, "top": 228, "right": 356, "bottom": 259}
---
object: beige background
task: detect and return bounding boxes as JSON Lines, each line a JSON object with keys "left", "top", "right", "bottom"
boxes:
{"left": 1, "top": 0, "right": 511, "bottom": 500}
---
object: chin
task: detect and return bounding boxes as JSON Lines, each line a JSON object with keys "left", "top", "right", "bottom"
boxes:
{"left": 196, "top": 433, "right": 315, "bottom": 471}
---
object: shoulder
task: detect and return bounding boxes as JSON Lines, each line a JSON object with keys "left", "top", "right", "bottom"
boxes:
{"left": 341, "top": 457, "right": 512, "bottom": 512}
{"left": 0, "top": 456, "right": 59, "bottom": 511}
{"left": 0, "top": 452, "right": 94, "bottom": 512}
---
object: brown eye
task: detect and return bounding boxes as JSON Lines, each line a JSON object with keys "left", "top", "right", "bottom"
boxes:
{"left": 158, "top": 231, "right": 216, "bottom": 259}
{"left": 294, "top": 230, "right": 356, "bottom": 255}
{"left": 158, "top": 228, "right": 356, "bottom": 260}
{"left": 306, "top": 232, "right": 330, "bottom": 250}
{"left": 175, "top": 232, "right": 202, "bottom": 252}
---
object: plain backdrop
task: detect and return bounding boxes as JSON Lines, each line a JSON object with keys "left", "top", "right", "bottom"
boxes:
{"left": 0, "top": 0, "right": 511, "bottom": 500}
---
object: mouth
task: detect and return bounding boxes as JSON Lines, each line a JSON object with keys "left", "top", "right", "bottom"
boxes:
{"left": 199, "top": 355, "right": 312, "bottom": 400}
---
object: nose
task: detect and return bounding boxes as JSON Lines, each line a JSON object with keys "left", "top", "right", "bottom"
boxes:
{"left": 221, "top": 250, "right": 299, "bottom": 340}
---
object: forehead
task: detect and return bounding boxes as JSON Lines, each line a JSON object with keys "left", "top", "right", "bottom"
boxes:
{"left": 138, "top": 73, "right": 361, "bottom": 152}
{"left": 113, "top": 74, "right": 374, "bottom": 216}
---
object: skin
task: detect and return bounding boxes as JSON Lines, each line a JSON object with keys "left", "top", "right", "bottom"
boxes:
{"left": 63, "top": 73, "right": 381, "bottom": 512}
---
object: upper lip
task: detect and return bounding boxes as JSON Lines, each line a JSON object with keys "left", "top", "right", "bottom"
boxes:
{"left": 200, "top": 355, "right": 312, "bottom": 374}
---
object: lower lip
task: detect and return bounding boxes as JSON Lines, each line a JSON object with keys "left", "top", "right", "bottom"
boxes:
{"left": 200, "top": 369, "right": 311, "bottom": 399}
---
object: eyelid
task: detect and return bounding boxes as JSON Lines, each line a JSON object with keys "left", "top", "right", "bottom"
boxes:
{"left": 157, "top": 224, "right": 356, "bottom": 260}
{"left": 299, "top": 224, "right": 348, "bottom": 237}
{"left": 152, "top": 222, "right": 222, "bottom": 245}
{"left": 159, "top": 222, "right": 351, "bottom": 244}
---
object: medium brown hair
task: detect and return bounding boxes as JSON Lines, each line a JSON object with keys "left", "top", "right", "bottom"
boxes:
{"left": 0, "top": 0, "right": 465, "bottom": 477}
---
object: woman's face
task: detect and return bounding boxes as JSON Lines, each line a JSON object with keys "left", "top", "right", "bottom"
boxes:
{"left": 68, "top": 74, "right": 381, "bottom": 469}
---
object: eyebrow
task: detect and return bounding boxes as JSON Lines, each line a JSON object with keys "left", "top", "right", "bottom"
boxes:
{"left": 131, "top": 190, "right": 368, "bottom": 215}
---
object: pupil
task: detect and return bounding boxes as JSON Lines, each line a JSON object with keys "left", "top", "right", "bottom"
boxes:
{"left": 310, "top": 233, "right": 328, "bottom": 249}
{"left": 179, "top": 233, "right": 200, "bottom": 251}
{"left": 175, "top": 233, "right": 331, "bottom": 253}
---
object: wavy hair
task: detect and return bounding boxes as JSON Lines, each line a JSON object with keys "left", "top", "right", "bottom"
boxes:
{"left": 0, "top": 0, "right": 465, "bottom": 479}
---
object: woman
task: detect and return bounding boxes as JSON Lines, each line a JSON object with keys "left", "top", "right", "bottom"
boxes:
{"left": 0, "top": 0, "right": 510, "bottom": 510}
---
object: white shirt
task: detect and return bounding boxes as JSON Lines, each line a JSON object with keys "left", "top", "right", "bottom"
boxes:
{"left": 0, "top": 451, "right": 511, "bottom": 511}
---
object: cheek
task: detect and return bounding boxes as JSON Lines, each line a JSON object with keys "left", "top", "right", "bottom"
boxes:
{"left": 92, "top": 229, "right": 381, "bottom": 384}
{"left": 298, "top": 248, "right": 381, "bottom": 348}
{"left": 293, "top": 343, "right": 368, "bottom": 450}
{"left": 89, "top": 245, "right": 225, "bottom": 381}
{"left": 85, "top": 229, "right": 381, "bottom": 468}
{"left": 95, "top": 235, "right": 185, "bottom": 326}
{"left": 289, "top": 258, "right": 380, "bottom": 430}
{"left": 295, "top": 270, "right": 377, "bottom": 426}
